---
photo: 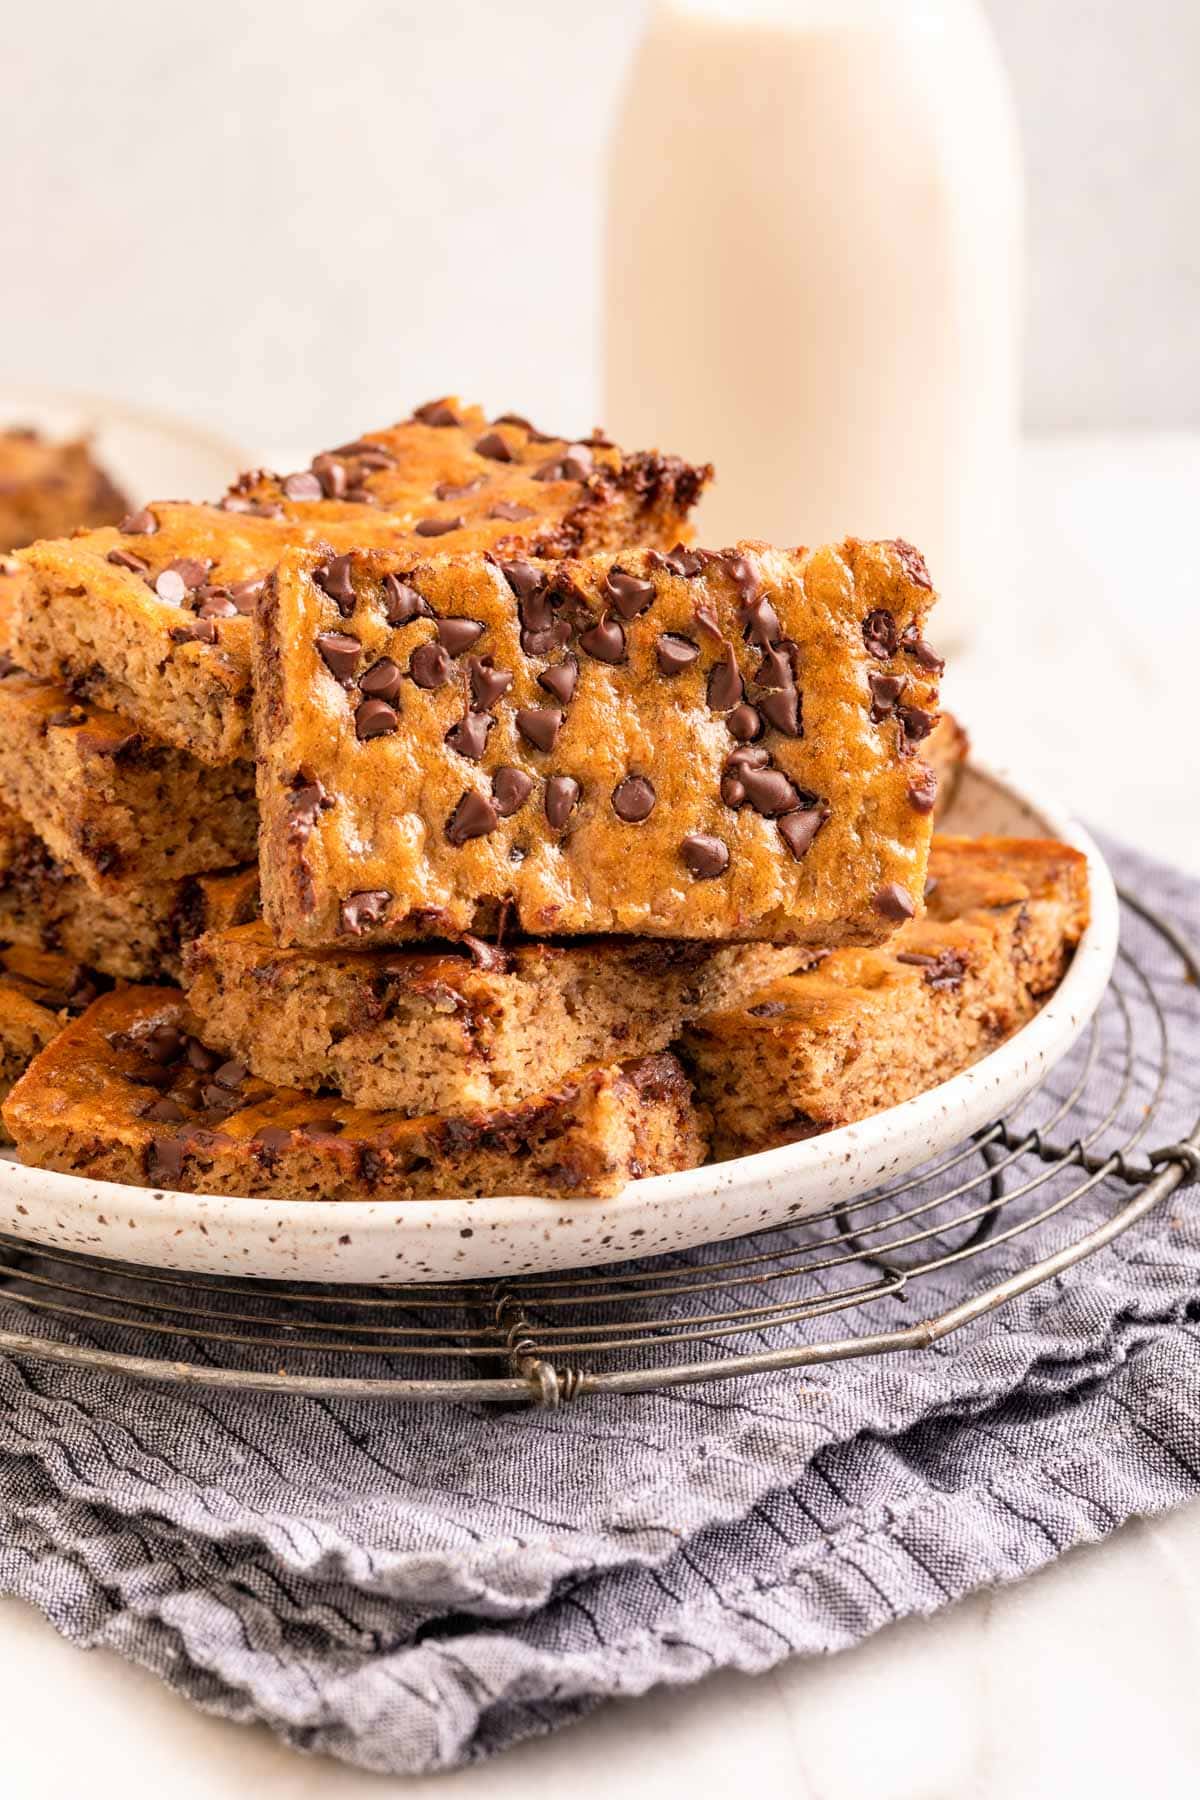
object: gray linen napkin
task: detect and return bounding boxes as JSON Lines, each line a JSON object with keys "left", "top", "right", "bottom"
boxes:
{"left": 0, "top": 835, "right": 1196, "bottom": 1777}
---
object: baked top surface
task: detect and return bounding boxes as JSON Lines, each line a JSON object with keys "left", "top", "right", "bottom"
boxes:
{"left": 254, "top": 536, "right": 942, "bottom": 945}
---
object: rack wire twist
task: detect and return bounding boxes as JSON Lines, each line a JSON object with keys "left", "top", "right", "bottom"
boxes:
{"left": 0, "top": 887, "right": 1195, "bottom": 1407}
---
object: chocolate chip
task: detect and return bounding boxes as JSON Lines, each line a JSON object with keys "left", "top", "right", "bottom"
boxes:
{"left": 492, "top": 766, "right": 533, "bottom": 816}
{"left": 154, "top": 568, "right": 187, "bottom": 605}
{"left": 726, "top": 702, "right": 762, "bottom": 742}
{"left": 468, "top": 657, "right": 513, "bottom": 708}
{"left": 186, "top": 1038, "right": 224, "bottom": 1073}
{"left": 119, "top": 508, "right": 158, "bottom": 535}
{"left": 170, "top": 618, "right": 217, "bottom": 645}
{"left": 315, "top": 631, "right": 362, "bottom": 684}
{"left": 759, "top": 688, "right": 802, "bottom": 737}
{"left": 462, "top": 934, "right": 510, "bottom": 973}
{"left": 515, "top": 706, "right": 563, "bottom": 752}
{"left": 311, "top": 453, "right": 347, "bottom": 499}
{"left": 657, "top": 543, "right": 705, "bottom": 578}
{"left": 739, "top": 595, "right": 782, "bottom": 647}
{"left": 414, "top": 400, "right": 460, "bottom": 427}
{"left": 906, "top": 766, "right": 938, "bottom": 814}
{"left": 342, "top": 889, "right": 392, "bottom": 932}
{"left": 778, "top": 807, "right": 827, "bottom": 861}
{"left": 359, "top": 657, "right": 403, "bottom": 702}
{"left": 494, "top": 411, "right": 534, "bottom": 431}
{"left": 544, "top": 774, "right": 582, "bottom": 828}
{"left": 656, "top": 633, "right": 700, "bottom": 676}
{"left": 738, "top": 767, "right": 802, "bottom": 817}
{"left": 898, "top": 947, "right": 966, "bottom": 990}
{"left": 889, "top": 539, "right": 933, "bottom": 589}
{"left": 142, "top": 1023, "right": 185, "bottom": 1064}
{"left": 107, "top": 547, "right": 149, "bottom": 574}
{"left": 415, "top": 516, "right": 464, "bottom": 537}
{"left": 681, "top": 834, "right": 729, "bottom": 879}
{"left": 756, "top": 643, "right": 797, "bottom": 689}
{"left": 901, "top": 626, "right": 945, "bottom": 673}
{"left": 213, "top": 1058, "right": 247, "bottom": 1090}
{"left": 489, "top": 501, "right": 535, "bottom": 522}
{"left": 897, "top": 705, "right": 935, "bottom": 743}
{"left": 862, "top": 609, "right": 898, "bottom": 659}
{"left": 579, "top": 617, "right": 626, "bottom": 664}
{"left": 409, "top": 642, "right": 453, "bottom": 689}
{"left": 604, "top": 568, "right": 656, "bottom": 620}
{"left": 229, "top": 575, "right": 266, "bottom": 614}
{"left": 534, "top": 445, "right": 593, "bottom": 482}
{"left": 435, "top": 477, "right": 484, "bottom": 502}
{"left": 287, "top": 779, "right": 333, "bottom": 840}
{"left": 381, "top": 574, "right": 427, "bottom": 625}
{"left": 868, "top": 671, "right": 906, "bottom": 719}
{"left": 446, "top": 710, "right": 493, "bottom": 760}
{"left": 283, "top": 471, "right": 323, "bottom": 501}
{"left": 874, "top": 882, "right": 916, "bottom": 921}
{"left": 747, "top": 1000, "right": 788, "bottom": 1018}
{"left": 196, "top": 592, "right": 238, "bottom": 620}
{"left": 537, "top": 656, "right": 578, "bottom": 704}
{"left": 314, "top": 554, "right": 358, "bottom": 614}
{"left": 694, "top": 602, "right": 723, "bottom": 640}
{"left": 253, "top": 1125, "right": 294, "bottom": 1153}
{"left": 719, "top": 743, "right": 770, "bottom": 806}
{"left": 612, "top": 776, "right": 656, "bottom": 822}
{"left": 446, "top": 790, "right": 499, "bottom": 844}
{"left": 142, "top": 1097, "right": 186, "bottom": 1123}
{"left": 355, "top": 697, "right": 398, "bottom": 739}
{"left": 475, "top": 430, "right": 513, "bottom": 462}
{"left": 499, "top": 559, "right": 544, "bottom": 601}
{"left": 437, "top": 616, "right": 485, "bottom": 655}
{"left": 147, "top": 1138, "right": 185, "bottom": 1184}
{"left": 721, "top": 552, "right": 761, "bottom": 604}
{"left": 707, "top": 643, "right": 744, "bottom": 710}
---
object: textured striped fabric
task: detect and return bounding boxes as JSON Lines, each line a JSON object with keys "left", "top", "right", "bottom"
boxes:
{"left": 0, "top": 837, "right": 1196, "bottom": 1776}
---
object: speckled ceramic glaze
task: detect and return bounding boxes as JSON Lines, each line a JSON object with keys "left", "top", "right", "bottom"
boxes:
{"left": 0, "top": 763, "right": 1118, "bottom": 1283}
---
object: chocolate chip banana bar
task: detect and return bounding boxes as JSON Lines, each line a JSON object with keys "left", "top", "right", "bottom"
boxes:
{"left": 0, "top": 944, "right": 108, "bottom": 1133}
{"left": 183, "top": 926, "right": 802, "bottom": 1115}
{"left": 683, "top": 835, "right": 1090, "bottom": 1159}
{"left": 0, "top": 667, "right": 256, "bottom": 892}
{"left": 2, "top": 988, "right": 708, "bottom": 1200}
{"left": 255, "top": 537, "right": 943, "bottom": 948}
{"left": 0, "top": 426, "right": 126, "bottom": 551}
{"left": 0, "top": 801, "right": 258, "bottom": 980}
{"left": 13, "top": 401, "right": 710, "bottom": 765}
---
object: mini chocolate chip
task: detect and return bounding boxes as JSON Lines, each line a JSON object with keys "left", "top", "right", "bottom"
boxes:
{"left": 214, "top": 1057, "right": 247, "bottom": 1089}
{"left": 315, "top": 631, "right": 362, "bottom": 684}
{"left": 862, "top": 609, "right": 898, "bottom": 659}
{"left": 142, "top": 1024, "right": 185, "bottom": 1064}
{"left": 759, "top": 688, "right": 802, "bottom": 737}
{"left": 727, "top": 702, "right": 762, "bottom": 742}
{"left": 186, "top": 1038, "right": 224, "bottom": 1073}
{"left": 489, "top": 501, "right": 534, "bottom": 521}
{"left": 874, "top": 882, "right": 916, "bottom": 921}
{"left": 604, "top": 568, "right": 656, "bottom": 620}
{"left": 579, "top": 617, "right": 627, "bottom": 664}
{"left": 492, "top": 766, "right": 533, "bottom": 816}
{"left": 119, "top": 508, "right": 158, "bottom": 535}
{"left": 906, "top": 766, "right": 939, "bottom": 814}
{"left": 381, "top": 573, "right": 427, "bottom": 624}
{"left": 468, "top": 657, "right": 513, "bottom": 708}
{"left": 142, "top": 1097, "right": 186, "bottom": 1123}
{"left": 147, "top": 1138, "right": 185, "bottom": 1184}
{"left": 435, "top": 476, "right": 484, "bottom": 501}
{"left": 288, "top": 780, "right": 334, "bottom": 839}
{"left": 778, "top": 807, "right": 827, "bottom": 861}
{"left": 409, "top": 642, "right": 453, "bottom": 689}
{"left": 311, "top": 453, "right": 347, "bottom": 499}
{"left": 196, "top": 593, "right": 238, "bottom": 620}
{"left": 154, "top": 568, "right": 187, "bottom": 604}
{"left": 462, "top": 934, "right": 510, "bottom": 973}
{"left": 747, "top": 1000, "right": 788, "bottom": 1018}
{"left": 414, "top": 400, "right": 460, "bottom": 426}
{"left": 521, "top": 622, "right": 571, "bottom": 658}
{"left": 739, "top": 766, "right": 802, "bottom": 817}
{"left": 475, "top": 430, "right": 513, "bottom": 462}
{"left": 739, "top": 595, "right": 782, "bottom": 647}
{"left": 868, "top": 671, "right": 905, "bottom": 719}
{"left": 658, "top": 543, "right": 705, "bottom": 578}
{"left": 342, "top": 889, "right": 391, "bottom": 932}
{"left": 721, "top": 552, "right": 761, "bottom": 604}
{"left": 922, "top": 950, "right": 968, "bottom": 991}
{"left": 656, "top": 633, "right": 700, "bottom": 675}
{"left": 446, "top": 709, "right": 493, "bottom": 760}
{"left": 694, "top": 602, "right": 723, "bottom": 640}
{"left": 612, "top": 776, "right": 656, "bottom": 822}
{"left": 253, "top": 1125, "right": 294, "bottom": 1152}
{"left": 283, "top": 471, "right": 323, "bottom": 501}
{"left": 534, "top": 445, "right": 593, "bottom": 482}
{"left": 544, "top": 774, "right": 582, "bottom": 828}
{"left": 756, "top": 642, "right": 797, "bottom": 689}
{"left": 897, "top": 705, "right": 935, "bottom": 742}
{"left": 707, "top": 643, "right": 744, "bottom": 710}
{"left": 499, "top": 558, "right": 544, "bottom": 601}
{"left": 107, "top": 547, "right": 149, "bottom": 574}
{"left": 494, "top": 411, "right": 534, "bottom": 431}
{"left": 414, "top": 516, "right": 464, "bottom": 537}
{"left": 359, "top": 657, "right": 403, "bottom": 702}
{"left": 229, "top": 575, "right": 265, "bottom": 614}
{"left": 889, "top": 538, "right": 933, "bottom": 589}
{"left": 515, "top": 706, "right": 563, "bottom": 752}
{"left": 314, "top": 553, "right": 357, "bottom": 613}
{"left": 901, "top": 626, "right": 945, "bottom": 672}
{"left": 446, "top": 790, "right": 499, "bottom": 845}
{"left": 681, "top": 834, "right": 729, "bottom": 879}
{"left": 437, "top": 616, "right": 485, "bottom": 655}
{"left": 537, "top": 656, "right": 578, "bottom": 704}
{"left": 355, "top": 697, "right": 398, "bottom": 739}
{"left": 170, "top": 618, "right": 217, "bottom": 645}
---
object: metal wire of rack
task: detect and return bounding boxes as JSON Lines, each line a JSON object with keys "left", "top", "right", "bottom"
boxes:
{"left": 0, "top": 886, "right": 1195, "bottom": 1408}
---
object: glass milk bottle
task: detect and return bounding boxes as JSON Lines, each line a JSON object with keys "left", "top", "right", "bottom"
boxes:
{"left": 604, "top": 0, "right": 1023, "bottom": 637}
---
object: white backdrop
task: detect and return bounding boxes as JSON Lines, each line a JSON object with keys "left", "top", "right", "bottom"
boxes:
{"left": 3, "top": 0, "right": 1196, "bottom": 452}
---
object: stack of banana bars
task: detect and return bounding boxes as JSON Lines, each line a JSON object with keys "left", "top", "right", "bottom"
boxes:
{"left": 0, "top": 397, "right": 1089, "bottom": 1198}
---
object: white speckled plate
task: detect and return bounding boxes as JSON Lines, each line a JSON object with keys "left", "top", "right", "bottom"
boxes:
{"left": 0, "top": 763, "right": 1117, "bottom": 1283}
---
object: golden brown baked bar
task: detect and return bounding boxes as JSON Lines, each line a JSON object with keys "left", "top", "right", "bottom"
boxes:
{"left": 0, "top": 944, "right": 108, "bottom": 1136}
{"left": 926, "top": 710, "right": 969, "bottom": 820}
{"left": 13, "top": 401, "right": 710, "bottom": 765}
{"left": 183, "top": 925, "right": 803, "bottom": 1115}
{"left": 255, "top": 537, "right": 942, "bottom": 949}
{"left": 2, "top": 987, "right": 708, "bottom": 1200}
{"left": 0, "top": 427, "right": 126, "bottom": 551}
{"left": 0, "top": 667, "right": 256, "bottom": 892}
{"left": 683, "top": 834, "right": 1090, "bottom": 1158}
{"left": 0, "top": 801, "right": 258, "bottom": 980}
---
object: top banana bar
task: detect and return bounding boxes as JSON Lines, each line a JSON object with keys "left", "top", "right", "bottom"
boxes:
{"left": 12, "top": 400, "right": 711, "bottom": 765}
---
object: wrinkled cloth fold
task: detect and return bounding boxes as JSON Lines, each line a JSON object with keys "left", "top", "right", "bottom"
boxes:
{"left": 0, "top": 835, "right": 1196, "bottom": 1776}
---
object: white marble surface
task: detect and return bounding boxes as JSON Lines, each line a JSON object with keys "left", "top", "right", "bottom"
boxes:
{"left": 2, "top": 433, "right": 1198, "bottom": 1796}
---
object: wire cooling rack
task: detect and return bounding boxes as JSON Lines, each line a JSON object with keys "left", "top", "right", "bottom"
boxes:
{"left": 0, "top": 888, "right": 1195, "bottom": 1408}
